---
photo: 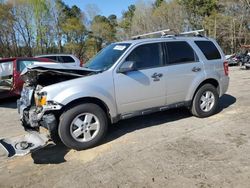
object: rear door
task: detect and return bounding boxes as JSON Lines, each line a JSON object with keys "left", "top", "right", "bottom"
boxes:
{"left": 164, "top": 41, "right": 205, "bottom": 104}
{"left": 114, "top": 42, "right": 166, "bottom": 114}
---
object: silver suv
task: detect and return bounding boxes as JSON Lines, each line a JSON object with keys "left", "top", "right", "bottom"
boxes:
{"left": 18, "top": 35, "right": 229, "bottom": 150}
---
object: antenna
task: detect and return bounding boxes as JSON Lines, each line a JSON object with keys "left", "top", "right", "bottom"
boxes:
{"left": 132, "top": 29, "right": 170, "bottom": 40}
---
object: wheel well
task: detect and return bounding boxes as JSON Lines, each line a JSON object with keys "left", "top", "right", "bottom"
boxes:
{"left": 61, "top": 97, "right": 111, "bottom": 122}
{"left": 193, "top": 79, "right": 220, "bottom": 99}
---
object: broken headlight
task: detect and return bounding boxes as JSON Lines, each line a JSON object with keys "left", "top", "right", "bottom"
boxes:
{"left": 34, "top": 92, "right": 47, "bottom": 107}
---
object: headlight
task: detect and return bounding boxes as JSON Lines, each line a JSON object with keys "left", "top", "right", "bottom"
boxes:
{"left": 35, "top": 92, "right": 47, "bottom": 107}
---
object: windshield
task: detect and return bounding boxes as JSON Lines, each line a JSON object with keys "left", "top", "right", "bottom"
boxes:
{"left": 18, "top": 60, "right": 36, "bottom": 72}
{"left": 84, "top": 43, "right": 131, "bottom": 71}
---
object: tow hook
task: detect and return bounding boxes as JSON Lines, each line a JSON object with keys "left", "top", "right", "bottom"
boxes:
{"left": 0, "top": 131, "right": 49, "bottom": 157}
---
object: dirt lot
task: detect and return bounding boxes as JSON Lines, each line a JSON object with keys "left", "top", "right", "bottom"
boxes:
{"left": 0, "top": 67, "right": 249, "bottom": 188}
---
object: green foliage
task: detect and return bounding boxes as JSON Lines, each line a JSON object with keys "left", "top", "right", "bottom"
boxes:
{"left": 0, "top": 0, "right": 249, "bottom": 60}
{"left": 179, "top": 0, "right": 218, "bottom": 28}
{"left": 120, "top": 5, "right": 136, "bottom": 33}
{"left": 153, "top": 0, "right": 165, "bottom": 8}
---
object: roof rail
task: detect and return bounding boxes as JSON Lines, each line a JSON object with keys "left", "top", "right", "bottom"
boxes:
{"left": 132, "top": 29, "right": 170, "bottom": 40}
{"left": 179, "top": 29, "right": 204, "bottom": 36}
{"left": 131, "top": 29, "right": 205, "bottom": 40}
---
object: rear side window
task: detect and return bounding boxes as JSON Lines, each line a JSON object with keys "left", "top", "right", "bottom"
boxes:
{"left": 0, "top": 61, "right": 13, "bottom": 77}
{"left": 166, "top": 42, "right": 197, "bottom": 64}
{"left": 195, "top": 41, "right": 221, "bottom": 60}
{"left": 61, "top": 56, "right": 75, "bottom": 63}
{"left": 45, "top": 56, "right": 58, "bottom": 61}
{"left": 126, "top": 43, "right": 162, "bottom": 69}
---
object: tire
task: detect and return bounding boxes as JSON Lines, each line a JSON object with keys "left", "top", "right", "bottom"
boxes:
{"left": 58, "top": 103, "right": 108, "bottom": 150}
{"left": 191, "top": 84, "right": 219, "bottom": 118}
{"left": 49, "top": 129, "right": 62, "bottom": 144}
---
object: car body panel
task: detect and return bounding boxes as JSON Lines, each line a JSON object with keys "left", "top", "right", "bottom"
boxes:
{"left": 114, "top": 67, "right": 166, "bottom": 114}
{"left": 40, "top": 70, "right": 118, "bottom": 118}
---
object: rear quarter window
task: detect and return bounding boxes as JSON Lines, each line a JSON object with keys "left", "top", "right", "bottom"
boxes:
{"left": 0, "top": 61, "right": 13, "bottom": 77}
{"left": 61, "top": 56, "right": 75, "bottom": 63}
{"left": 195, "top": 41, "right": 221, "bottom": 60}
{"left": 44, "top": 56, "right": 58, "bottom": 61}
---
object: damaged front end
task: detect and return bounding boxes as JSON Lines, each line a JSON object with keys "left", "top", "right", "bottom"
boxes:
{"left": 17, "top": 65, "right": 97, "bottom": 142}
{"left": 1, "top": 65, "right": 98, "bottom": 156}
{"left": 17, "top": 85, "right": 62, "bottom": 132}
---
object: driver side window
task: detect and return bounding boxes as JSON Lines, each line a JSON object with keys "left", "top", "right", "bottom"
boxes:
{"left": 125, "top": 43, "right": 162, "bottom": 69}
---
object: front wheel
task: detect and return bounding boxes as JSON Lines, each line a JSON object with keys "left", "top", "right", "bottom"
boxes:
{"left": 58, "top": 103, "right": 108, "bottom": 150}
{"left": 191, "top": 84, "right": 219, "bottom": 118}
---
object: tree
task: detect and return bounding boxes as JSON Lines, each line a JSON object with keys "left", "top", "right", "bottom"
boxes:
{"left": 130, "top": 1, "right": 154, "bottom": 36}
{"left": 152, "top": 0, "right": 184, "bottom": 33}
{"left": 153, "top": 0, "right": 165, "bottom": 8}
{"left": 119, "top": 5, "right": 136, "bottom": 39}
{"left": 179, "top": 0, "right": 218, "bottom": 29}
{"left": 85, "top": 3, "right": 100, "bottom": 21}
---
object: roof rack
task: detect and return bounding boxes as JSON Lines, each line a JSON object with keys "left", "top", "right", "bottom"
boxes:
{"left": 132, "top": 29, "right": 170, "bottom": 40}
{"left": 131, "top": 29, "right": 205, "bottom": 40}
{"left": 179, "top": 29, "right": 205, "bottom": 36}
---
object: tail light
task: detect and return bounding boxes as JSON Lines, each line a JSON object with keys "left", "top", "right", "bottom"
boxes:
{"left": 223, "top": 61, "right": 229, "bottom": 76}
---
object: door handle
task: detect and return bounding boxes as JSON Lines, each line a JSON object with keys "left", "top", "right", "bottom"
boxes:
{"left": 192, "top": 67, "right": 201, "bottom": 72}
{"left": 151, "top": 73, "right": 163, "bottom": 78}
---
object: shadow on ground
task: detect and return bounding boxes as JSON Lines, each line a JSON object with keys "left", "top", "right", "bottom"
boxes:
{"left": 217, "top": 94, "right": 236, "bottom": 112}
{"left": 0, "top": 97, "right": 18, "bottom": 109}
{"left": 30, "top": 94, "right": 236, "bottom": 165}
{"left": 105, "top": 94, "right": 236, "bottom": 144}
{"left": 31, "top": 143, "right": 69, "bottom": 164}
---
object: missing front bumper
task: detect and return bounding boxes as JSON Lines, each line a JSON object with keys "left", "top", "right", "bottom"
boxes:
{"left": 0, "top": 131, "right": 49, "bottom": 157}
{"left": 17, "top": 98, "right": 61, "bottom": 130}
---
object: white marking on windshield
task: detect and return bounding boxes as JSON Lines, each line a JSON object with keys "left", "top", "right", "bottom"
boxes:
{"left": 113, "top": 45, "right": 126, "bottom": 51}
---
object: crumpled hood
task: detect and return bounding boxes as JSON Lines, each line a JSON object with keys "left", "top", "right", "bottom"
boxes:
{"left": 21, "top": 63, "right": 98, "bottom": 76}
{"left": 21, "top": 63, "right": 99, "bottom": 87}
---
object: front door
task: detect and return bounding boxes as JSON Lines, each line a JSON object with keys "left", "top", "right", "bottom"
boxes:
{"left": 114, "top": 42, "right": 166, "bottom": 114}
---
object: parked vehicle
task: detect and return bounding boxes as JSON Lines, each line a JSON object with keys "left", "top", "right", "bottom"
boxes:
{"left": 236, "top": 52, "right": 249, "bottom": 67}
{"left": 0, "top": 57, "right": 55, "bottom": 99}
{"left": 35, "top": 54, "right": 81, "bottom": 67}
{"left": 225, "top": 54, "right": 238, "bottom": 66}
{"left": 245, "top": 62, "right": 250, "bottom": 69}
{"left": 18, "top": 31, "right": 229, "bottom": 150}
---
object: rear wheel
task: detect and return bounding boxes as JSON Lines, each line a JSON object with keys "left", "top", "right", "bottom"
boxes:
{"left": 58, "top": 103, "right": 108, "bottom": 150}
{"left": 191, "top": 84, "right": 219, "bottom": 118}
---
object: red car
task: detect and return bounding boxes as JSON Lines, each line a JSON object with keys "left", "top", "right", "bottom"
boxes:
{"left": 0, "top": 57, "right": 54, "bottom": 99}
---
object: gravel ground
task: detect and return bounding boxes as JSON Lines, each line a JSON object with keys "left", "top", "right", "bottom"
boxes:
{"left": 0, "top": 66, "right": 249, "bottom": 188}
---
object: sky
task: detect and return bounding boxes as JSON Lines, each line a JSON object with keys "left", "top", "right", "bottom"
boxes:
{"left": 64, "top": 0, "right": 138, "bottom": 18}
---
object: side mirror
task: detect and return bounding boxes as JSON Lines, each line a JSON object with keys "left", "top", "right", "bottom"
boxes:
{"left": 118, "top": 61, "right": 137, "bottom": 73}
